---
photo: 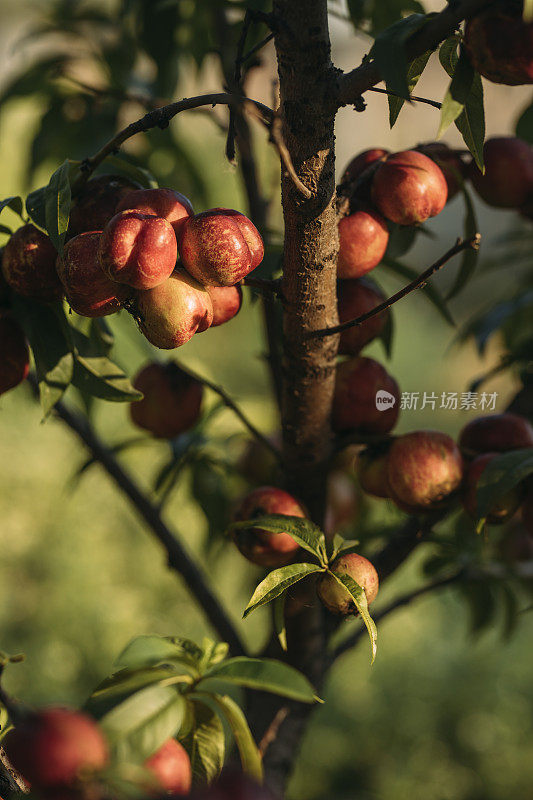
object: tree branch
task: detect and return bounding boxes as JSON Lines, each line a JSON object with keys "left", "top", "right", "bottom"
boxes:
{"left": 368, "top": 86, "right": 442, "bottom": 110}
{"left": 27, "top": 377, "right": 246, "bottom": 657}
{"left": 337, "top": 0, "right": 490, "bottom": 107}
{"left": 311, "top": 235, "right": 481, "bottom": 339}
{"left": 333, "top": 571, "right": 463, "bottom": 660}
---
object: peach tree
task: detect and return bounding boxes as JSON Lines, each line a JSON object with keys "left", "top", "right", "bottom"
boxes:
{"left": 0, "top": 0, "right": 533, "bottom": 798}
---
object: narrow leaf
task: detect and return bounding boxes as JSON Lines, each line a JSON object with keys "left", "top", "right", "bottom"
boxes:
{"left": 230, "top": 515, "right": 327, "bottom": 562}
{"left": 446, "top": 185, "right": 479, "bottom": 299}
{"left": 44, "top": 160, "right": 71, "bottom": 255}
{"left": 243, "top": 563, "right": 324, "bottom": 618}
{"left": 475, "top": 448, "right": 533, "bottom": 520}
{"left": 100, "top": 155, "right": 159, "bottom": 189}
{"left": 273, "top": 593, "right": 287, "bottom": 652}
{"left": 438, "top": 47, "right": 475, "bottom": 137}
{"left": 371, "top": 13, "right": 429, "bottom": 100}
{"left": 0, "top": 196, "right": 23, "bottom": 219}
{"left": 199, "top": 693, "right": 263, "bottom": 783}
{"left": 86, "top": 666, "right": 188, "bottom": 720}
{"left": 388, "top": 50, "right": 431, "bottom": 128}
{"left": 181, "top": 701, "right": 225, "bottom": 788}
{"left": 201, "top": 657, "right": 318, "bottom": 703}
{"left": 329, "top": 571, "right": 378, "bottom": 664}
{"left": 116, "top": 635, "right": 204, "bottom": 673}
{"left": 73, "top": 354, "right": 142, "bottom": 402}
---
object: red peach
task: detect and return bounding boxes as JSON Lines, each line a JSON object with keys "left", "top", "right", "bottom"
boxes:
{"left": 337, "top": 209, "right": 389, "bottom": 279}
{"left": 178, "top": 208, "right": 264, "bottom": 287}
{"left": 116, "top": 188, "right": 193, "bottom": 236}
{"left": 332, "top": 356, "right": 400, "bottom": 434}
{"left": 462, "top": 452, "right": 522, "bottom": 524}
{"left": 4, "top": 708, "right": 108, "bottom": 789}
{"left": 207, "top": 284, "right": 243, "bottom": 326}
{"left": 134, "top": 268, "right": 213, "bottom": 349}
{"left": 355, "top": 445, "right": 391, "bottom": 499}
{"left": 459, "top": 413, "right": 533, "bottom": 457}
{"left": 232, "top": 486, "right": 305, "bottom": 567}
{"left": 144, "top": 739, "right": 191, "bottom": 795}
{"left": 416, "top": 142, "right": 466, "bottom": 201}
{"left": 317, "top": 552, "right": 379, "bottom": 615}
{"left": 2, "top": 225, "right": 63, "bottom": 302}
{"left": 56, "top": 232, "right": 129, "bottom": 317}
{"left": 337, "top": 277, "right": 389, "bottom": 355}
{"left": 468, "top": 137, "right": 533, "bottom": 209}
{"left": 130, "top": 362, "right": 203, "bottom": 439}
{"left": 99, "top": 210, "right": 177, "bottom": 290}
{"left": 68, "top": 174, "right": 141, "bottom": 237}
{"left": 341, "top": 148, "right": 389, "bottom": 184}
{"left": 371, "top": 150, "right": 448, "bottom": 225}
{"left": 387, "top": 430, "right": 463, "bottom": 510}
{"left": 465, "top": 4, "right": 533, "bottom": 86}
{"left": 0, "top": 314, "right": 30, "bottom": 395}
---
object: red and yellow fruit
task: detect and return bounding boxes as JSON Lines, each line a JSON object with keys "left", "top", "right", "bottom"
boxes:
{"left": 416, "top": 142, "right": 465, "bottom": 201}
{"left": 341, "top": 148, "right": 389, "bottom": 184}
{"left": 332, "top": 356, "right": 400, "bottom": 434}
{"left": 99, "top": 210, "right": 177, "bottom": 290}
{"left": 68, "top": 174, "right": 141, "bottom": 237}
{"left": 465, "top": 3, "right": 533, "bottom": 86}
{"left": 355, "top": 445, "right": 391, "bottom": 499}
{"left": 56, "top": 232, "right": 129, "bottom": 317}
{"left": 3, "top": 225, "right": 63, "bottom": 302}
{"left": 207, "top": 284, "right": 243, "bottom": 327}
{"left": 144, "top": 739, "right": 191, "bottom": 796}
{"left": 468, "top": 137, "right": 533, "bottom": 209}
{"left": 459, "top": 413, "right": 533, "bottom": 457}
{"left": 178, "top": 208, "right": 264, "bottom": 287}
{"left": 371, "top": 150, "right": 448, "bottom": 225}
{"left": 317, "top": 553, "right": 379, "bottom": 615}
{"left": 130, "top": 362, "right": 203, "bottom": 439}
{"left": 337, "top": 209, "right": 389, "bottom": 279}
{"left": 134, "top": 268, "right": 213, "bottom": 349}
{"left": 232, "top": 486, "right": 305, "bottom": 567}
{"left": 116, "top": 188, "right": 193, "bottom": 236}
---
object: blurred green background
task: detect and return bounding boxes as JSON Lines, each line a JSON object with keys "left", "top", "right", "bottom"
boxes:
{"left": 0, "top": 2, "right": 532, "bottom": 799}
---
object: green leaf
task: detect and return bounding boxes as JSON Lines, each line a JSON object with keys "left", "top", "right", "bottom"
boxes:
{"left": 438, "top": 47, "right": 475, "bottom": 138}
{"left": 116, "top": 635, "right": 204, "bottom": 673}
{"left": 0, "top": 196, "right": 23, "bottom": 219}
{"left": 73, "top": 353, "right": 142, "bottom": 402}
{"left": 388, "top": 50, "right": 431, "bottom": 127}
{"left": 333, "top": 539, "right": 362, "bottom": 560}
{"left": 198, "top": 693, "right": 263, "bottom": 783}
{"left": 44, "top": 160, "right": 72, "bottom": 256}
{"left": 86, "top": 666, "right": 189, "bottom": 720}
{"left": 229, "top": 515, "right": 327, "bottom": 562}
{"left": 100, "top": 684, "right": 186, "bottom": 762}
{"left": 516, "top": 100, "right": 533, "bottom": 143}
{"left": 329, "top": 572, "right": 378, "bottom": 664}
{"left": 181, "top": 701, "right": 225, "bottom": 788}
{"left": 475, "top": 448, "right": 533, "bottom": 520}
{"left": 371, "top": 14, "right": 429, "bottom": 100}
{"left": 243, "top": 563, "right": 324, "bottom": 618}
{"left": 98, "top": 155, "right": 159, "bottom": 190}
{"left": 446, "top": 186, "right": 479, "bottom": 300}
{"left": 273, "top": 593, "right": 287, "bottom": 652}
{"left": 439, "top": 38, "right": 485, "bottom": 170}
{"left": 26, "top": 187, "right": 47, "bottom": 232}
{"left": 11, "top": 297, "right": 73, "bottom": 415}
{"left": 201, "top": 657, "right": 318, "bottom": 703}
{"left": 381, "top": 257, "right": 455, "bottom": 326}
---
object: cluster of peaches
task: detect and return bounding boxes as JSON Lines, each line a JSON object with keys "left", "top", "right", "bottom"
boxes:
{"left": 2, "top": 706, "right": 272, "bottom": 800}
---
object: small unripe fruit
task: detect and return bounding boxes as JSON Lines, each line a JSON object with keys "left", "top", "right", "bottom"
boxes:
{"left": 68, "top": 174, "right": 141, "bottom": 237}
{"left": 371, "top": 150, "right": 448, "bottom": 225}
{"left": 465, "top": 3, "right": 533, "bottom": 86}
{"left": 387, "top": 431, "right": 463, "bottom": 509}
{"left": 332, "top": 356, "right": 400, "bottom": 434}
{"left": 459, "top": 413, "right": 533, "bottom": 457}
{"left": 116, "top": 188, "right": 193, "bottom": 236}
{"left": 337, "top": 209, "right": 389, "bottom": 279}
{"left": 144, "top": 739, "right": 191, "bottom": 795}
{"left": 232, "top": 486, "right": 305, "bottom": 567}
{"left": 56, "top": 232, "right": 129, "bottom": 317}
{"left": 207, "top": 284, "right": 243, "bottom": 326}
{"left": 416, "top": 142, "right": 465, "bottom": 201}
{"left": 178, "top": 208, "right": 264, "bottom": 286}
{"left": 462, "top": 452, "right": 522, "bottom": 524}
{"left": 3, "top": 225, "right": 63, "bottom": 302}
{"left": 130, "top": 362, "right": 203, "bottom": 439}
{"left": 0, "top": 315, "right": 30, "bottom": 395}
{"left": 134, "top": 268, "right": 213, "bottom": 349}
{"left": 99, "top": 210, "right": 177, "bottom": 290}
{"left": 4, "top": 708, "right": 108, "bottom": 789}
{"left": 468, "top": 137, "right": 533, "bottom": 208}
{"left": 341, "top": 148, "right": 389, "bottom": 183}
{"left": 317, "top": 553, "right": 379, "bottom": 615}
{"left": 337, "top": 277, "right": 389, "bottom": 355}
{"left": 355, "top": 445, "right": 391, "bottom": 498}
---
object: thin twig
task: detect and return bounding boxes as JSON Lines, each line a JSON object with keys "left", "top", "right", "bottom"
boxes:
{"left": 333, "top": 571, "right": 464, "bottom": 660}
{"left": 311, "top": 235, "right": 481, "bottom": 339}
{"left": 26, "top": 376, "right": 246, "bottom": 656}
{"left": 243, "top": 276, "right": 282, "bottom": 294}
{"left": 368, "top": 86, "right": 442, "bottom": 110}
{"left": 259, "top": 706, "right": 290, "bottom": 756}
{"left": 239, "top": 33, "right": 275, "bottom": 66}
{"left": 174, "top": 363, "right": 282, "bottom": 463}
